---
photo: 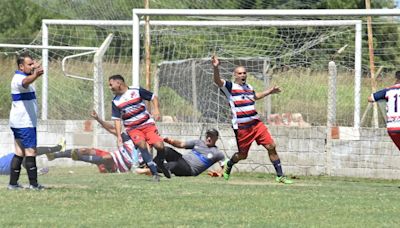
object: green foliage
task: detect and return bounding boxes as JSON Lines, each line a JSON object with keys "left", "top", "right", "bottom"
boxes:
{"left": 0, "top": 0, "right": 63, "bottom": 44}
{"left": 159, "top": 86, "right": 201, "bottom": 121}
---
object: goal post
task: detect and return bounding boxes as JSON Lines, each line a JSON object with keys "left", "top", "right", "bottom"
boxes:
{"left": 132, "top": 9, "right": 363, "bottom": 129}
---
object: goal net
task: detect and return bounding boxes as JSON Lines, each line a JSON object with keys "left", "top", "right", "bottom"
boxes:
{"left": 0, "top": 19, "right": 361, "bottom": 127}
{"left": 0, "top": 23, "right": 134, "bottom": 120}
{"left": 141, "top": 20, "right": 361, "bottom": 128}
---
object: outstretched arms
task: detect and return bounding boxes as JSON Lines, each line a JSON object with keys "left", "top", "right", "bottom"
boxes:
{"left": 163, "top": 137, "right": 186, "bottom": 148}
{"left": 254, "top": 86, "right": 282, "bottom": 100}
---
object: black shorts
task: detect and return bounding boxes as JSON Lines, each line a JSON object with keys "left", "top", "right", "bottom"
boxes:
{"left": 157, "top": 147, "right": 192, "bottom": 176}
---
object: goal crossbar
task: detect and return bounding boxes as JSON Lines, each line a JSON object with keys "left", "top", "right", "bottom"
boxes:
{"left": 131, "top": 14, "right": 363, "bottom": 128}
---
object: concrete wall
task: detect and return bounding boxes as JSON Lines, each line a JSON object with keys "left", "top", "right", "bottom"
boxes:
{"left": 1, "top": 120, "right": 399, "bottom": 179}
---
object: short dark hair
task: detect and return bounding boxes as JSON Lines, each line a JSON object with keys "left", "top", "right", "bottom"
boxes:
{"left": 16, "top": 52, "right": 32, "bottom": 67}
{"left": 206, "top": 128, "right": 219, "bottom": 138}
{"left": 109, "top": 74, "right": 125, "bottom": 82}
{"left": 395, "top": 71, "right": 400, "bottom": 80}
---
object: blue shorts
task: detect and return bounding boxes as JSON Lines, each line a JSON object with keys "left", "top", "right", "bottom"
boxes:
{"left": 0, "top": 153, "right": 14, "bottom": 175}
{"left": 11, "top": 127, "right": 37, "bottom": 148}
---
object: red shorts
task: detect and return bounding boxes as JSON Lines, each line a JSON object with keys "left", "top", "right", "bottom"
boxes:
{"left": 94, "top": 149, "right": 117, "bottom": 173}
{"left": 235, "top": 121, "right": 274, "bottom": 155}
{"left": 388, "top": 132, "right": 400, "bottom": 151}
{"left": 127, "top": 124, "right": 163, "bottom": 146}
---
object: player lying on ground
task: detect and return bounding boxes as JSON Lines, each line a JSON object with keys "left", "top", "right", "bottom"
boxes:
{"left": 135, "top": 129, "right": 225, "bottom": 177}
{"left": 46, "top": 133, "right": 142, "bottom": 173}
{"left": 46, "top": 111, "right": 142, "bottom": 173}
{"left": 0, "top": 139, "right": 66, "bottom": 176}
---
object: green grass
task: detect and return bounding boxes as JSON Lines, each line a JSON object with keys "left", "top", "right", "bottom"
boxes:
{"left": 0, "top": 166, "right": 399, "bottom": 227}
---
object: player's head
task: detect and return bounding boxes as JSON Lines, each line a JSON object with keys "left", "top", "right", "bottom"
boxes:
{"left": 205, "top": 128, "right": 219, "bottom": 147}
{"left": 233, "top": 66, "right": 247, "bottom": 85}
{"left": 395, "top": 71, "right": 400, "bottom": 82}
{"left": 17, "top": 52, "right": 35, "bottom": 75}
{"left": 109, "top": 74, "right": 127, "bottom": 95}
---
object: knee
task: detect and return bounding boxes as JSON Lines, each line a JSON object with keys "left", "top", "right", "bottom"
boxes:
{"left": 265, "top": 143, "right": 276, "bottom": 151}
{"left": 136, "top": 141, "right": 147, "bottom": 149}
{"left": 234, "top": 153, "right": 247, "bottom": 161}
{"left": 154, "top": 142, "right": 165, "bottom": 151}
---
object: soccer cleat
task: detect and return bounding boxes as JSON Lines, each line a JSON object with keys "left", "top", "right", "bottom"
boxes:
{"left": 46, "top": 153, "right": 55, "bottom": 161}
{"left": 222, "top": 159, "right": 232, "bottom": 180}
{"left": 7, "top": 183, "right": 24, "bottom": 190}
{"left": 58, "top": 137, "right": 66, "bottom": 153}
{"left": 29, "top": 184, "right": 46, "bottom": 190}
{"left": 152, "top": 175, "right": 160, "bottom": 182}
{"left": 71, "top": 149, "right": 79, "bottom": 161}
{"left": 275, "top": 176, "right": 293, "bottom": 184}
{"left": 154, "top": 157, "right": 171, "bottom": 179}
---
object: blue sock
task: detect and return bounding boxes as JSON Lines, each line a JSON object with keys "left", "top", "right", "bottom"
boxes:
{"left": 137, "top": 147, "right": 158, "bottom": 175}
{"left": 272, "top": 159, "right": 283, "bottom": 177}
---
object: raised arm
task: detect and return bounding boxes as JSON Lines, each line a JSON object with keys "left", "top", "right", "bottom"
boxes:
{"left": 255, "top": 86, "right": 281, "bottom": 100}
{"left": 22, "top": 61, "right": 44, "bottom": 88}
{"left": 212, "top": 56, "right": 224, "bottom": 87}
{"left": 91, "top": 110, "right": 117, "bottom": 136}
{"left": 163, "top": 137, "right": 186, "bottom": 148}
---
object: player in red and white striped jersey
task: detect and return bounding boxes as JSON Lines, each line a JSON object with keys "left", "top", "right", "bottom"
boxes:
{"left": 212, "top": 56, "right": 292, "bottom": 184}
{"left": 45, "top": 111, "right": 142, "bottom": 173}
{"left": 368, "top": 71, "right": 400, "bottom": 150}
{"left": 108, "top": 75, "right": 170, "bottom": 181}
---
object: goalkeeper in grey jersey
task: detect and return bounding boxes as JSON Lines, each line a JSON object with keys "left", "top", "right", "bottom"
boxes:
{"left": 137, "top": 129, "right": 225, "bottom": 177}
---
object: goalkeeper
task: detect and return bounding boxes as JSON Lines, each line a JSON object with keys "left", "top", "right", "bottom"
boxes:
{"left": 136, "top": 129, "right": 225, "bottom": 177}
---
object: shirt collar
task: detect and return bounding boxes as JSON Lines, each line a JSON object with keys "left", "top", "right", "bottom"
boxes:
{"left": 15, "top": 70, "right": 28, "bottom": 76}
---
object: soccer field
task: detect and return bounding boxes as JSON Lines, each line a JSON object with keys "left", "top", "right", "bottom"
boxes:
{"left": 0, "top": 166, "right": 399, "bottom": 227}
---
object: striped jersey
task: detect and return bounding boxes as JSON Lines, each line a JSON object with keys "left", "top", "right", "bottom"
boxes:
{"left": 110, "top": 139, "right": 142, "bottom": 173}
{"left": 220, "top": 81, "right": 260, "bottom": 129}
{"left": 372, "top": 84, "right": 400, "bottom": 132}
{"left": 111, "top": 87, "right": 155, "bottom": 130}
{"left": 9, "top": 70, "right": 38, "bottom": 128}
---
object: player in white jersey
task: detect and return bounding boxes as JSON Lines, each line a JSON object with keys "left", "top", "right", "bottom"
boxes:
{"left": 368, "top": 71, "right": 400, "bottom": 150}
{"left": 212, "top": 56, "right": 292, "bottom": 184}
{"left": 8, "top": 52, "right": 45, "bottom": 190}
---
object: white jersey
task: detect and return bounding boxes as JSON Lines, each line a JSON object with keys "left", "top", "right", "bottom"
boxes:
{"left": 9, "top": 70, "right": 38, "bottom": 128}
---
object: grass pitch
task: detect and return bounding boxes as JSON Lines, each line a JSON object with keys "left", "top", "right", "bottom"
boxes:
{"left": 0, "top": 166, "right": 399, "bottom": 227}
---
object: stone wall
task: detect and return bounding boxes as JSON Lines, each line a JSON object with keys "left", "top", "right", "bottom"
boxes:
{"left": 1, "top": 120, "right": 399, "bottom": 179}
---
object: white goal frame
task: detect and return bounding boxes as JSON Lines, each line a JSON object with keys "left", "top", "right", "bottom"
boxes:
{"left": 132, "top": 9, "right": 364, "bottom": 129}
